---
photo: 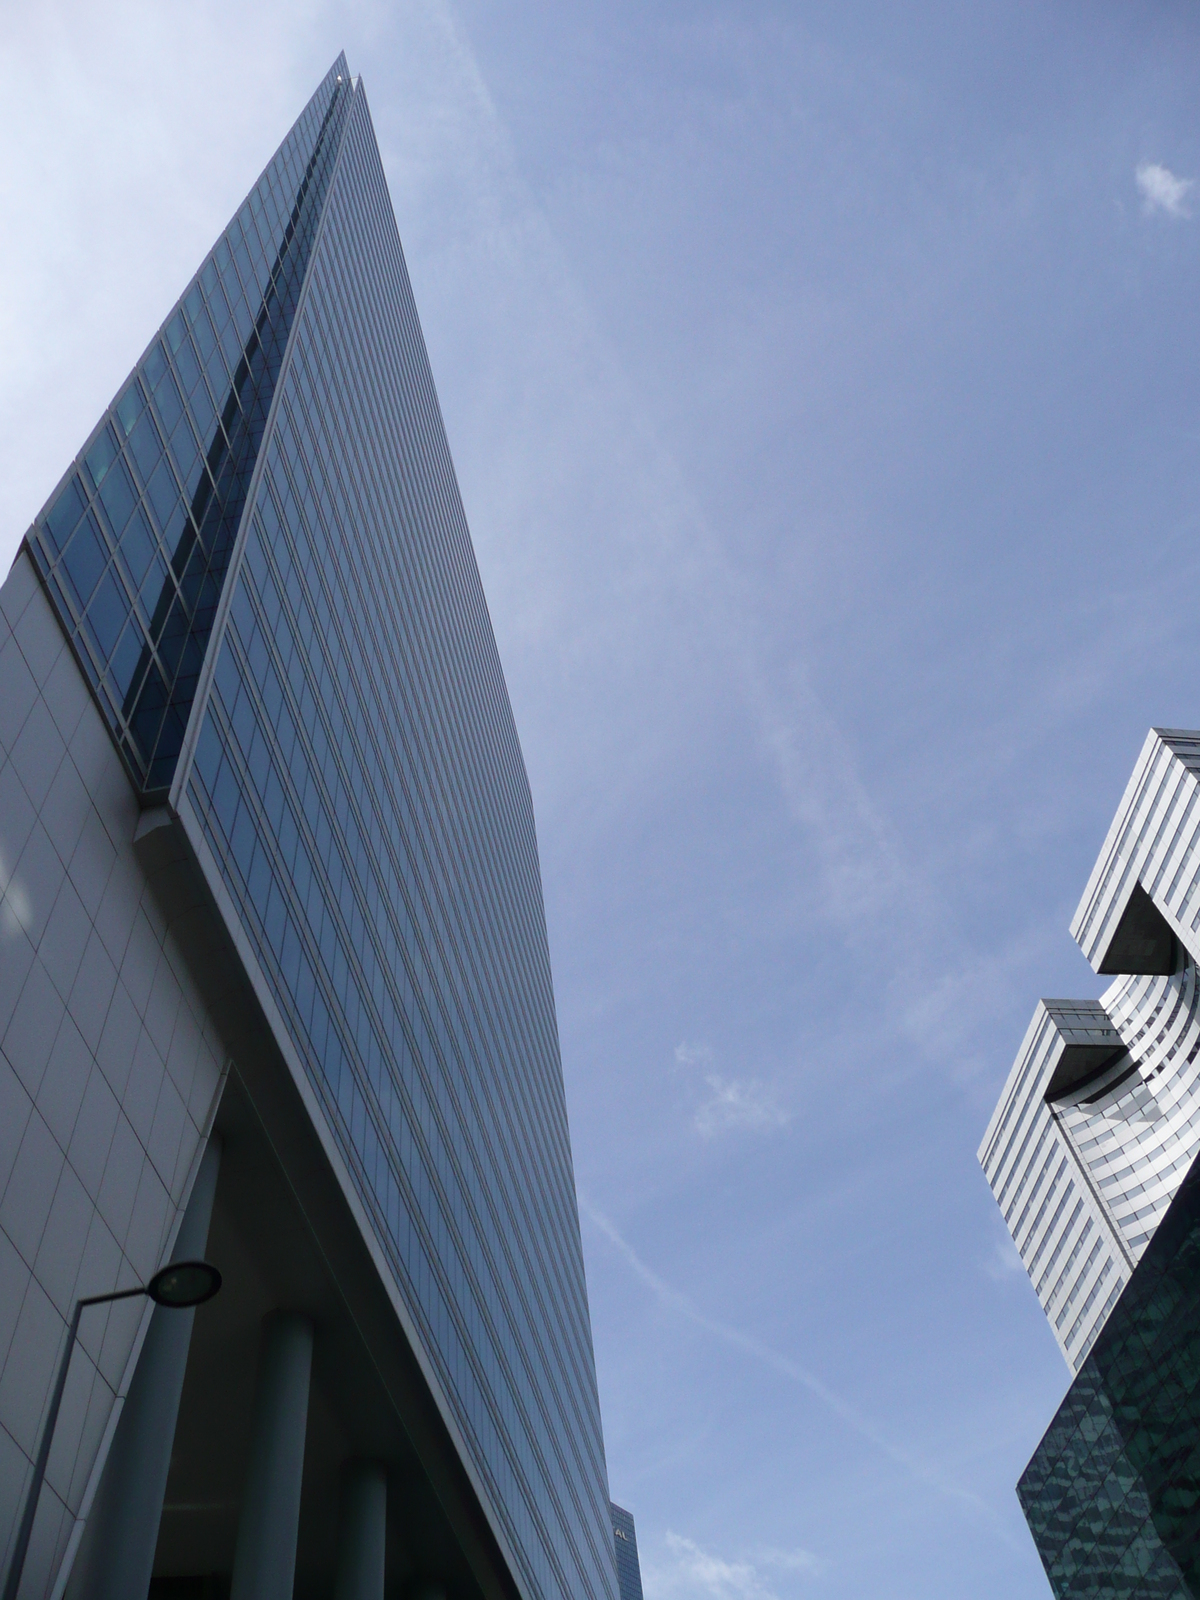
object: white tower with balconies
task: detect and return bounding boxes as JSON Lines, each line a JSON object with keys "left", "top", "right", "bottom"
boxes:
{"left": 981, "top": 730, "right": 1200, "bottom": 1369}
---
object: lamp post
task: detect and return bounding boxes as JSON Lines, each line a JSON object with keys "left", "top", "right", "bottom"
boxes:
{"left": 1, "top": 1259, "right": 221, "bottom": 1600}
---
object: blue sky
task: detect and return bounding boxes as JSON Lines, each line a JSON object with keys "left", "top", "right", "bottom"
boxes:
{"left": 4, "top": 3, "right": 1200, "bottom": 1595}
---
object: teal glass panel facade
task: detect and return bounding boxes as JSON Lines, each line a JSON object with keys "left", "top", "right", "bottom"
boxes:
{"left": 1018, "top": 1158, "right": 1200, "bottom": 1595}
{"left": 25, "top": 58, "right": 349, "bottom": 795}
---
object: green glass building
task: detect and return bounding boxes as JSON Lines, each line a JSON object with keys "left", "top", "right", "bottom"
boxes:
{"left": 1018, "top": 1156, "right": 1200, "bottom": 1595}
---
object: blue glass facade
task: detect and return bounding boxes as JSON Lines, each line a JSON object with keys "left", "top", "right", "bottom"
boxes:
{"left": 22, "top": 58, "right": 617, "bottom": 1600}
{"left": 27, "top": 60, "right": 349, "bottom": 796}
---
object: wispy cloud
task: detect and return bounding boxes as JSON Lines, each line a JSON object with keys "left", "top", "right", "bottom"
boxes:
{"left": 748, "top": 665, "right": 911, "bottom": 936}
{"left": 755, "top": 1549, "right": 825, "bottom": 1576}
{"left": 579, "top": 1197, "right": 1017, "bottom": 1544}
{"left": 674, "top": 1043, "right": 790, "bottom": 1138}
{"left": 981, "top": 1221, "right": 1026, "bottom": 1284}
{"left": 695, "top": 1075, "right": 789, "bottom": 1138}
{"left": 1136, "top": 162, "right": 1193, "bottom": 218}
{"left": 653, "top": 1533, "right": 824, "bottom": 1600}
{"left": 983, "top": 1236, "right": 1025, "bottom": 1283}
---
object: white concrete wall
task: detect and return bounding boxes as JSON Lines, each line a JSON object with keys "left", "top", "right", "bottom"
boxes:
{"left": 0, "top": 552, "right": 225, "bottom": 1600}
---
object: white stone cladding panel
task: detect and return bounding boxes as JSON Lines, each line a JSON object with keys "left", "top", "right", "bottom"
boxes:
{"left": 0, "top": 553, "right": 225, "bottom": 1600}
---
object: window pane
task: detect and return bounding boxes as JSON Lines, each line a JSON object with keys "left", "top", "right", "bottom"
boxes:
{"left": 61, "top": 512, "right": 106, "bottom": 608}
{"left": 146, "top": 457, "right": 180, "bottom": 533}
{"left": 128, "top": 410, "right": 162, "bottom": 484}
{"left": 115, "top": 381, "right": 144, "bottom": 438}
{"left": 98, "top": 457, "right": 137, "bottom": 535}
{"left": 174, "top": 337, "right": 202, "bottom": 396}
{"left": 109, "top": 619, "right": 146, "bottom": 699}
{"left": 84, "top": 426, "right": 118, "bottom": 490}
{"left": 153, "top": 366, "right": 185, "bottom": 432}
{"left": 87, "top": 568, "right": 128, "bottom": 660}
{"left": 43, "top": 476, "right": 86, "bottom": 555}
{"left": 144, "top": 341, "right": 168, "bottom": 391}
{"left": 120, "top": 504, "right": 157, "bottom": 587}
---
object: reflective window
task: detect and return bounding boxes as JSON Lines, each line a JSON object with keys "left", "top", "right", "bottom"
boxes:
{"left": 26, "top": 57, "right": 351, "bottom": 796}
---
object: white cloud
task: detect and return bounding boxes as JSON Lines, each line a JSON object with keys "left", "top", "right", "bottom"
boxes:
{"left": 1136, "top": 161, "right": 1193, "bottom": 218}
{"left": 694, "top": 1073, "right": 790, "bottom": 1138}
{"left": 674, "top": 1043, "right": 790, "bottom": 1138}
{"left": 755, "top": 1549, "right": 825, "bottom": 1576}
{"left": 656, "top": 1534, "right": 823, "bottom": 1600}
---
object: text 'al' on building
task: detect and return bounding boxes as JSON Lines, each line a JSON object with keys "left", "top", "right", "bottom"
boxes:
{"left": 0, "top": 54, "right": 625, "bottom": 1600}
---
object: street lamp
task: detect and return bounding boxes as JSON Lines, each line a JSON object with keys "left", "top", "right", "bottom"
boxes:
{"left": 1, "top": 1260, "right": 221, "bottom": 1600}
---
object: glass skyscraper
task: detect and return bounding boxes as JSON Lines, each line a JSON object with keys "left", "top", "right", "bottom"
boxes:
{"left": 1018, "top": 1152, "right": 1200, "bottom": 1594}
{"left": 0, "top": 55, "right": 618, "bottom": 1600}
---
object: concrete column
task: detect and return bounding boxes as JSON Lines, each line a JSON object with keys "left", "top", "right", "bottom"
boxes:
{"left": 229, "top": 1312, "right": 314, "bottom": 1600}
{"left": 333, "top": 1463, "right": 387, "bottom": 1600}
{"left": 68, "top": 1135, "right": 223, "bottom": 1600}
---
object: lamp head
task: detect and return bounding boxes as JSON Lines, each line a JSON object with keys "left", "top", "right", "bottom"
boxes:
{"left": 147, "top": 1260, "right": 222, "bottom": 1309}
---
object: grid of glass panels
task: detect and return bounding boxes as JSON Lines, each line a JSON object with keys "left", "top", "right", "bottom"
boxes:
{"left": 183, "top": 80, "right": 618, "bottom": 1600}
{"left": 1019, "top": 1155, "right": 1200, "bottom": 1595}
{"left": 611, "top": 1504, "right": 645, "bottom": 1600}
{"left": 24, "top": 57, "right": 350, "bottom": 795}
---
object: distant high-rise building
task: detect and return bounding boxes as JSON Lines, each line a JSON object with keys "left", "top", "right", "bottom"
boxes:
{"left": 981, "top": 730, "right": 1200, "bottom": 1370}
{"left": 982, "top": 729, "right": 1200, "bottom": 1595}
{"left": 0, "top": 55, "right": 619, "bottom": 1600}
{"left": 610, "top": 1503, "right": 644, "bottom": 1600}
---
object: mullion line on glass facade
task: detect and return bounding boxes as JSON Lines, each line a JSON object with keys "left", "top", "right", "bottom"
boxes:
{"left": 156, "top": 70, "right": 618, "bottom": 1600}
{"left": 286, "top": 331, "right": 579, "bottom": 1190}
{"left": 310, "top": 400, "right": 582, "bottom": 1222}
{"left": 305, "top": 284, "right": 579, "bottom": 1152}
{"left": 192, "top": 727, "right": 560, "bottom": 1600}
{"left": 316, "top": 312, "right": 611, "bottom": 1465}
{"left": 331, "top": 220, "right": 553, "bottom": 928}
{"left": 192, "top": 678, "right": 513, "bottom": 1411}
{"left": 228, "top": 450, "right": 612, "bottom": 1569}
{"left": 193, "top": 569, "right": 598, "bottom": 1593}
{"left": 305, "top": 183, "right": 531, "bottom": 844}
{"left": 289, "top": 347, "right": 611, "bottom": 1440}
{"left": 310, "top": 144, "right": 620, "bottom": 1593}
